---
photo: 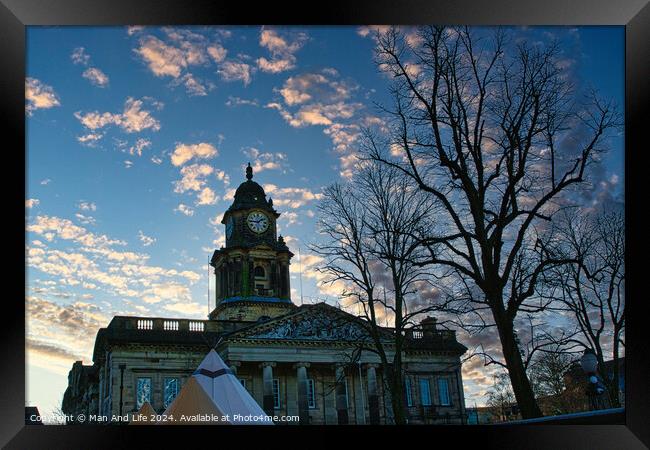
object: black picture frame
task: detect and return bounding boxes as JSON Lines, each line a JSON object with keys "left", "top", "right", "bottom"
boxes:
{"left": 4, "top": 0, "right": 648, "bottom": 448}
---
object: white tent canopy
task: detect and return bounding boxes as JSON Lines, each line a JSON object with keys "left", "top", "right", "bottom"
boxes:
{"left": 129, "top": 401, "right": 156, "bottom": 425}
{"left": 160, "top": 376, "right": 228, "bottom": 425}
{"left": 193, "top": 349, "right": 273, "bottom": 425}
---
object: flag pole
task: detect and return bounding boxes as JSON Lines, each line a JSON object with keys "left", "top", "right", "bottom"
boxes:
{"left": 207, "top": 255, "right": 211, "bottom": 317}
{"left": 298, "top": 246, "right": 304, "bottom": 306}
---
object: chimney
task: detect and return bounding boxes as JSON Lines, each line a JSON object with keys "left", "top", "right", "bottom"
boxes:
{"left": 421, "top": 316, "right": 437, "bottom": 338}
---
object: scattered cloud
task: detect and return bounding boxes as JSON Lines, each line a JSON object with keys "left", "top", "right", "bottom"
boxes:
{"left": 196, "top": 187, "right": 218, "bottom": 205}
{"left": 138, "top": 230, "right": 156, "bottom": 246}
{"left": 263, "top": 184, "right": 323, "bottom": 209}
{"left": 129, "top": 138, "right": 152, "bottom": 156}
{"left": 77, "top": 133, "right": 104, "bottom": 147}
{"left": 75, "top": 213, "right": 96, "bottom": 226}
{"left": 266, "top": 68, "right": 369, "bottom": 179}
{"left": 133, "top": 28, "right": 230, "bottom": 95}
{"left": 356, "top": 25, "right": 392, "bottom": 38}
{"left": 174, "top": 203, "right": 194, "bottom": 216}
{"left": 126, "top": 25, "right": 145, "bottom": 36}
{"left": 77, "top": 201, "right": 97, "bottom": 212}
{"left": 242, "top": 147, "right": 290, "bottom": 174}
{"left": 25, "top": 78, "right": 61, "bottom": 115}
{"left": 170, "top": 142, "right": 218, "bottom": 167}
{"left": 180, "top": 73, "right": 208, "bottom": 96}
{"left": 135, "top": 34, "right": 195, "bottom": 78}
{"left": 71, "top": 47, "right": 110, "bottom": 87}
{"left": 225, "top": 96, "right": 259, "bottom": 107}
{"left": 26, "top": 199, "right": 40, "bottom": 209}
{"left": 174, "top": 163, "right": 214, "bottom": 193}
{"left": 82, "top": 67, "right": 109, "bottom": 87}
{"left": 207, "top": 44, "right": 227, "bottom": 63}
{"left": 75, "top": 97, "right": 162, "bottom": 133}
{"left": 256, "top": 28, "right": 308, "bottom": 74}
{"left": 27, "top": 213, "right": 200, "bottom": 304}
{"left": 215, "top": 169, "right": 230, "bottom": 186}
{"left": 217, "top": 60, "right": 253, "bottom": 86}
{"left": 71, "top": 47, "right": 91, "bottom": 65}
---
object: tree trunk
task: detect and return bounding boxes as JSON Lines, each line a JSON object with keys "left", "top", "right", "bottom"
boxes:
{"left": 608, "top": 341, "right": 621, "bottom": 408}
{"left": 387, "top": 364, "right": 407, "bottom": 425}
{"left": 493, "top": 302, "right": 543, "bottom": 419}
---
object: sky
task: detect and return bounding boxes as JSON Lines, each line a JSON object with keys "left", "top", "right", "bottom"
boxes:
{"left": 25, "top": 25, "right": 624, "bottom": 419}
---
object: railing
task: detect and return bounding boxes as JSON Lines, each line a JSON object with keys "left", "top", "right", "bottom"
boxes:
{"left": 163, "top": 320, "right": 179, "bottom": 331}
{"left": 121, "top": 317, "right": 209, "bottom": 332}
{"left": 405, "top": 407, "right": 466, "bottom": 424}
{"left": 496, "top": 407, "right": 625, "bottom": 425}
{"left": 137, "top": 319, "right": 153, "bottom": 330}
{"left": 406, "top": 329, "right": 456, "bottom": 340}
{"left": 189, "top": 321, "right": 204, "bottom": 332}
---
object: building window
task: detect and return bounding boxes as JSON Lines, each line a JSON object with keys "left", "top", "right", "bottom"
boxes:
{"left": 307, "top": 379, "right": 316, "bottom": 409}
{"left": 273, "top": 379, "right": 281, "bottom": 409}
{"left": 405, "top": 377, "right": 413, "bottom": 407}
{"left": 438, "top": 378, "right": 451, "bottom": 406}
{"left": 419, "top": 378, "right": 432, "bottom": 406}
{"left": 254, "top": 266, "right": 266, "bottom": 278}
{"left": 136, "top": 377, "right": 152, "bottom": 409}
{"left": 164, "top": 378, "right": 180, "bottom": 408}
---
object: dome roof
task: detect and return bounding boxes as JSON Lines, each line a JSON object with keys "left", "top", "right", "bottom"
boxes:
{"left": 226, "top": 163, "right": 278, "bottom": 215}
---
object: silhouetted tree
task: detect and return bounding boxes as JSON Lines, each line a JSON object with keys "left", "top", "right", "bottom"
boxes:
{"left": 312, "top": 161, "right": 445, "bottom": 424}
{"left": 542, "top": 209, "right": 625, "bottom": 407}
{"left": 363, "top": 26, "right": 620, "bottom": 418}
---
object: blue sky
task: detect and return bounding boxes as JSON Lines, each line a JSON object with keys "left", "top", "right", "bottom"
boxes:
{"left": 25, "top": 25, "right": 624, "bottom": 419}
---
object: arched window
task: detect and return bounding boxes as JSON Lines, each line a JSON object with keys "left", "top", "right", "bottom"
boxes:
{"left": 254, "top": 266, "right": 266, "bottom": 278}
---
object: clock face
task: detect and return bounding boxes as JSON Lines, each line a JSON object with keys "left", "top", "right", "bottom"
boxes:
{"left": 247, "top": 211, "right": 269, "bottom": 234}
{"left": 225, "top": 216, "right": 234, "bottom": 239}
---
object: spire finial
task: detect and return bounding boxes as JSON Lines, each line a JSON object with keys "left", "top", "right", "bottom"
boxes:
{"left": 246, "top": 162, "right": 253, "bottom": 180}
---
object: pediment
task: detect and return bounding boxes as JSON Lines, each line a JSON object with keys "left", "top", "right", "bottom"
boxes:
{"left": 230, "top": 303, "right": 390, "bottom": 342}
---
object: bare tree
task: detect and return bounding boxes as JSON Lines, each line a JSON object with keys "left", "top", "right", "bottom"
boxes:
{"left": 363, "top": 26, "right": 620, "bottom": 418}
{"left": 311, "top": 161, "right": 444, "bottom": 424}
{"left": 485, "top": 371, "right": 517, "bottom": 422}
{"left": 542, "top": 208, "right": 625, "bottom": 407}
{"left": 527, "top": 348, "right": 582, "bottom": 414}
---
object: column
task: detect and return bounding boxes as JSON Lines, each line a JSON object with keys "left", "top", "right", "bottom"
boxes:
{"left": 279, "top": 264, "right": 287, "bottom": 298}
{"left": 260, "top": 362, "right": 276, "bottom": 416}
{"left": 98, "top": 367, "right": 104, "bottom": 415}
{"left": 248, "top": 258, "right": 254, "bottom": 296}
{"left": 456, "top": 367, "right": 467, "bottom": 424}
{"left": 269, "top": 261, "right": 277, "bottom": 296}
{"left": 218, "top": 266, "right": 225, "bottom": 299}
{"left": 285, "top": 264, "right": 291, "bottom": 298}
{"left": 294, "top": 362, "right": 310, "bottom": 425}
{"left": 366, "top": 364, "right": 380, "bottom": 425}
{"left": 335, "top": 364, "right": 349, "bottom": 425}
{"left": 224, "top": 261, "right": 231, "bottom": 297}
{"left": 354, "top": 364, "right": 366, "bottom": 424}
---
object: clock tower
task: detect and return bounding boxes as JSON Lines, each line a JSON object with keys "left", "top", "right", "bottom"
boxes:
{"left": 209, "top": 163, "right": 295, "bottom": 321}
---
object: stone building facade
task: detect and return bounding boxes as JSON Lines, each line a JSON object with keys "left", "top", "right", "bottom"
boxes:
{"left": 62, "top": 164, "right": 468, "bottom": 424}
